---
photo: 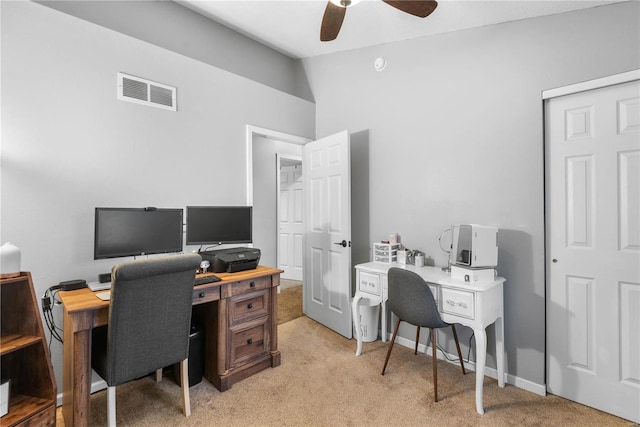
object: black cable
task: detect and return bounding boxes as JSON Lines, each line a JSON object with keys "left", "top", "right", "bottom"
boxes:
{"left": 428, "top": 329, "right": 475, "bottom": 365}
{"left": 42, "top": 285, "right": 64, "bottom": 347}
{"left": 201, "top": 243, "right": 222, "bottom": 252}
{"left": 467, "top": 333, "right": 475, "bottom": 363}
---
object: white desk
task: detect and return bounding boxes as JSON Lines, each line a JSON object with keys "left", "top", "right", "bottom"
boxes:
{"left": 352, "top": 262, "right": 505, "bottom": 415}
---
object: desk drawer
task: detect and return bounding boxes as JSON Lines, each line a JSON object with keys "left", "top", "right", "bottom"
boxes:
{"left": 229, "top": 276, "right": 271, "bottom": 296}
{"left": 441, "top": 288, "right": 474, "bottom": 319}
{"left": 229, "top": 316, "right": 269, "bottom": 368}
{"left": 229, "top": 289, "right": 269, "bottom": 325}
{"left": 193, "top": 286, "right": 221, "bottom": 305}
{"left": 358, "top": 271, "right": 381, "bottom": 296}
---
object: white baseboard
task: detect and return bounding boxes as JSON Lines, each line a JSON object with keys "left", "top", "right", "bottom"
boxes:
{"left": 392, "top": 334, "right": 546, "bottom": 397}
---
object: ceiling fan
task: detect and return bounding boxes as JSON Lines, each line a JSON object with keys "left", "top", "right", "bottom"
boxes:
{"left": 320, "top": 0, "right": 438, "bottom": 41}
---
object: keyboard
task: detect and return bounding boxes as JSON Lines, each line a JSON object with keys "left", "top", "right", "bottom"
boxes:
{"left": 195, "top": 275, "right": 221, "bottom": 286}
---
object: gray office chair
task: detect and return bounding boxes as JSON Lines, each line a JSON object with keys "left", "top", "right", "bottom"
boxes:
{"left": 91, "top": 253, "right": 202, "bottom": 426}
{"left": 381, "top": 267, "right": 466, "bottom": 402}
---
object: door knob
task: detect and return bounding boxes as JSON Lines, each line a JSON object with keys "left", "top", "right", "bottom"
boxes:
{"left": 334, "top": 240, "right": 347, "bottom": 248}
{"left": 552, "top": 259, "right": 558, "bottom": 263}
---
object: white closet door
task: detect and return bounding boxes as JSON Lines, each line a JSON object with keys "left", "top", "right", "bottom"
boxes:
{"left": 546, "top": 79, "right": 640, "bottom": 423}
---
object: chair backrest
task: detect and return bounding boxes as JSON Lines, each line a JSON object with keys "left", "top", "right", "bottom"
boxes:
{"left": 105, "top": 253, "right": 202, "bottom": 386}
{"left": 387, "top": 267, "right": 448, "bottom": 329}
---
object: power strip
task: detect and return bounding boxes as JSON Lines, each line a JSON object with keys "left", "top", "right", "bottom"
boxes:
{"left": 59, "top": 279, "right": 87, "bottom": 291}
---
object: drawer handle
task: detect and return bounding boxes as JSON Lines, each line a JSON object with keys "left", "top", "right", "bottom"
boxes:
{"left": 446, "top": 299, "right": 468, "bottom": 309}
{"left": 247, "top": 303, "right": 253, "bottom": 309}
{"left": 249, "top": 281, "right": 256, "bottom": 288}
{"left": 199, "top": 292, "right": 205, "bottom": 298}
{"left": 247, "top": 338, "right": 253, "bottom": 345}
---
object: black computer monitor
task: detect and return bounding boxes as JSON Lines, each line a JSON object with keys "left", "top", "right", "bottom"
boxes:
{"left": 186, "top": 206, "right": 252, "bottom": 246}
{"left": 94, "top": 207, "right": 183, "bottom": 259}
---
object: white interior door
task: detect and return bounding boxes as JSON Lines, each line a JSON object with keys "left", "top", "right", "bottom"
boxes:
{"left": 303, "top": 130, "right": 352, "bottom": 338}
{"left": 546, "top": 79, "right": 640, "bottom": 423}
{"left": 278, "top": 159, "right": 303, "bottom": 281}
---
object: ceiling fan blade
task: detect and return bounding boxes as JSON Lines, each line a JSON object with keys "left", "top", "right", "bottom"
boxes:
{"left": 320, "top": 1, "right": 347, "bottom": 41}
{"left": 382, "top": 0, "right": 438, "bottom": 18}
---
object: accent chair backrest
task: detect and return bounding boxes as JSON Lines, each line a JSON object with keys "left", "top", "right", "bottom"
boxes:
{"left": 104, "top": 253, "right": 201, "bottom": 386}
{"left": 387, "top": 267, "right": 447, "bottom": 329}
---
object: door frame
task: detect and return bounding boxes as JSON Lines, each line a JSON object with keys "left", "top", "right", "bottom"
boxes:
{"left": 276, "top": 153, "right": 303, "bottom": 279}
{"left": 245, "top": 125, "right": 312, "bottom": 278}
{"left": 542, "top": 69, "right": 640, "bottom": 390}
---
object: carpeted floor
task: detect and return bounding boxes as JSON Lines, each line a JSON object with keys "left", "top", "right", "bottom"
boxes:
{"left": 277, "top": 283, "right": 303, "bottom": 325}
{"left": 55, "top": 286, "right": 631, "bottom": 426}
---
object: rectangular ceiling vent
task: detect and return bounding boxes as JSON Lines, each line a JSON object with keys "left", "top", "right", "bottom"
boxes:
{"left": 117, "top": 72, "right": 176, "bottom": 111}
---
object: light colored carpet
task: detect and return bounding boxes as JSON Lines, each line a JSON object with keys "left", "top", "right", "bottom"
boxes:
{"left": 277, "top": 284, "right": 303, "bottom": 325}
{"left": 57, "top": 316, "right": 629, "bottom": 426}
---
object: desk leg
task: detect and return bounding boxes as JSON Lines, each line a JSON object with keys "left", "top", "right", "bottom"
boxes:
{"left": 380, "top": 300, "right": 387, "bottom": 342}
{"left": 473, "top": 327, "right": 487, "bottom": 415}
{"left": 62, "top": 309, "right": 93, "bottom": 427}
{"left": 352, "top": 295, "right": 363, "bottom": 356}
{"left": 495, "top": 315, "right": 505, "bottom": 388}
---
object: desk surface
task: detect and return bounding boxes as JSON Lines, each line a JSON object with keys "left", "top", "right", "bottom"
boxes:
{"left": 59, "top": 265, "right": 283, "bottom": 314}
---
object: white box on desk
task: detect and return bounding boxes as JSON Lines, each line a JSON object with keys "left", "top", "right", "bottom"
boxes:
{"left": 451, "top": 265, "right": 496, "bottom": 283}
{"left": 0, "top": 379, "right": 9, "bottom": 417}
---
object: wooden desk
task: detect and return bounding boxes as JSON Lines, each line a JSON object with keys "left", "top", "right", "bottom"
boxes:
{"left": 352, "top": 262, "right": 505, "bottom": 415}
{"left": 59, "top": 265, "right": 282, "bottom": 427}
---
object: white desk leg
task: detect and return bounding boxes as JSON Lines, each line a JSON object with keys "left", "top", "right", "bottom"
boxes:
{"left": 352, "top": 294, "right": 364, "bottom": 356}
{"left": 381, "top": 300, "right": 387, "bottom": 342}
{"left": 495, "top": 315, "right": 505, "bottom": 387}
{"left": 473, "top": 327, "right": 487, "bottom": 415}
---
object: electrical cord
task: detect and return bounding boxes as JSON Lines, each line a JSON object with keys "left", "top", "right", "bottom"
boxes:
{"left": 438, "top": 227, "right": 452, "bottom": 254}
{"left": 42, "top": 285, "right": 64, "bottom": 349}
{"left": 200, "top": 243, "right": 222, "bottom": 252}
{"left": 429, "top": 329, "right": 475, "bottom": 365}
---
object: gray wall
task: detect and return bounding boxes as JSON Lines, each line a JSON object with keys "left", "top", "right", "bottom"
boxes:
{"left": 36, "top": 0, "right": 314, "bottom": 102}
{"left": 301, "top": 2, "right": 640, "bottom": 387}
{"left": 1, "top": 1, "right": 314, "bottom": 392}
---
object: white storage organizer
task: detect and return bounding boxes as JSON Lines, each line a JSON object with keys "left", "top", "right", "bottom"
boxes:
{"left": 373, "top": 243, "right": 400, "bottom": 263}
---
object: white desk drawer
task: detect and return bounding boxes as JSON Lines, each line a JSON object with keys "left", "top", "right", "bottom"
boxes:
{"left": 441, "top": 288, "right": 474, "bottom": 319}
{"left": 358, "top": 271, "right": 381, "bottom": 296}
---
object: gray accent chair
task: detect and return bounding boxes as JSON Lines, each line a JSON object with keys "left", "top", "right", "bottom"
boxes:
{"left": 381, "top": 267, "right": 466, "bottom": 402}
{"left": 91, "top": 253, "right": 202, "bottom": 426}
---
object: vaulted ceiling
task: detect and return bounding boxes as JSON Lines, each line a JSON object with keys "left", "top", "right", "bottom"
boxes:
{"left": 178, "top": 0, "right": 621, "bottom": 58}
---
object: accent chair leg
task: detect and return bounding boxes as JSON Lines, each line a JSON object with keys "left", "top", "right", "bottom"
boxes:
{"left": 451, "top": 324, "right": 466, "bottom": 375}
{"left": 155, "top": 368, "right": 163, "bottom": 382}
{"left": 432, "top": 328, "right": 438, "bottom": 402}
{"left": 107, "top": 386, "right": 116, "bottom": 427}
{"left": 414, "top": 326, "right": 420, "bottom": 355}
{"left": 381, "top": 318, "right": 402, "bottom": 375}
{"left": 180, "top": 358, "right": 191, "bottom": 417}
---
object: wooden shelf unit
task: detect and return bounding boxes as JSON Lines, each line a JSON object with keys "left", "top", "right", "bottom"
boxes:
{"left": 1, "top": 272, "right": 57, "bottom": 426}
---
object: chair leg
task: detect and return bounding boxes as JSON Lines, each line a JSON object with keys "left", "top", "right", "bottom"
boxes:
{"left": 180, "top": 358, "right": 191, "bottom": 417}
{"left": 107, "top": 386, "right": 116, "bottom": 427}
{"left": 414, "top": 326, "right": 420, "bottom": 355}
{"left": 381, "top": 318, "right": 402, "bottom": 375}
{"left": 451, "top": 324, "right": 466, "bottom": 375}
{"left": 432, "top": 328, "right": 438, "bottom": 402}
{"left": 155, "top": 368, "right": 163, "bottom": 382}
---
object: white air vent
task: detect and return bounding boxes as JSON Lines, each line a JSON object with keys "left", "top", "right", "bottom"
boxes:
{"left": 117, "top": 72, "right": 176, "bottom": 111}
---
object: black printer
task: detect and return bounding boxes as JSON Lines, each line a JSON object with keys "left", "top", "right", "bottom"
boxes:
{"left": 199, "top": 247, "right": 261, "bottom": 273}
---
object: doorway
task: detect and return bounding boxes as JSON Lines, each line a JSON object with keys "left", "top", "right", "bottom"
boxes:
{"left": 246, "top": 125, "right": 311, "bottom": 279}
{"left": 277, "top": 154, "right": 304, "bottom": 281}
